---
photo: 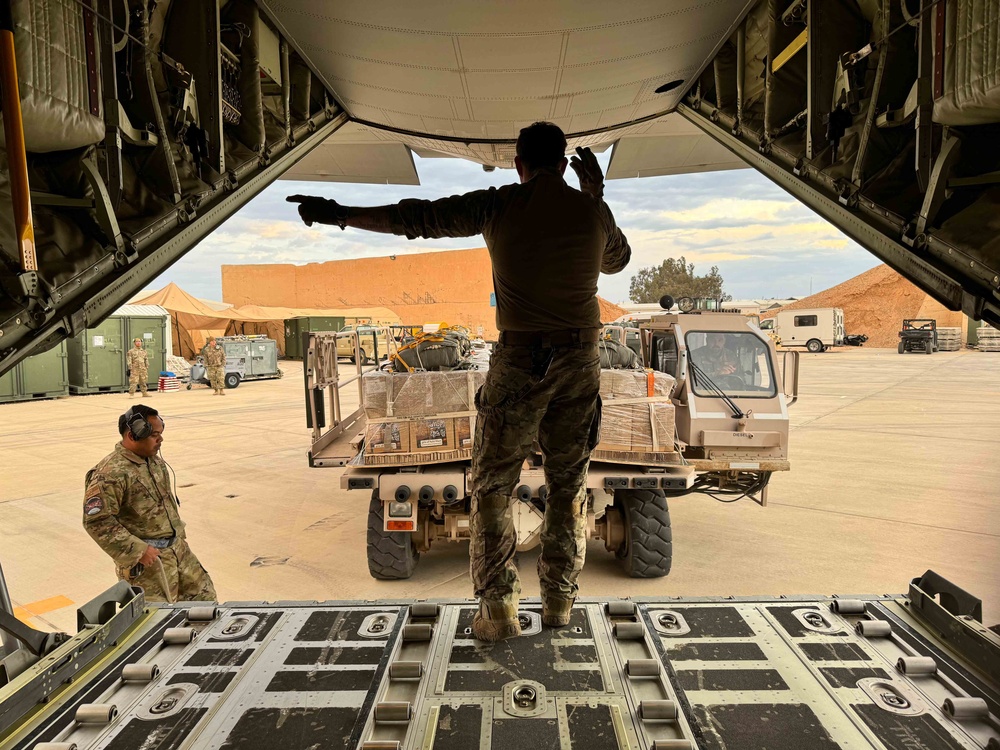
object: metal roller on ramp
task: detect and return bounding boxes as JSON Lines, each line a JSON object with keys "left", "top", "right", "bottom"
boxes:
{"left": 1, "top": 573, "right": 997, "bottom": 750}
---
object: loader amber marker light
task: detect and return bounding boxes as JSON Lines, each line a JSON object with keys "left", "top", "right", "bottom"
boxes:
{"left": 387, "top": 521, "right": 415, "bottom": 532}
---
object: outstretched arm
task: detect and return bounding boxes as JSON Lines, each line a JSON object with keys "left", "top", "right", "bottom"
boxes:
{"left": 569, "top": 147, "right": 631, "bottom": 274}
{"left": 287, "top": 190, "right": 497, "bottom": 239}
{"left": 600, "top": 206, "right": 631, "bottom": 274}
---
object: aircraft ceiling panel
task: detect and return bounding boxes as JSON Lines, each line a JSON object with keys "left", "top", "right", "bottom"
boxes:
{"left": 279, "top": 124, "right": 419, "bottom": 185}
{"left": 605, "top": 114, "right": 748, "bottom": 179}
{"left": 457, "top": 33, "right": 564, "bottom": 69}
{"left": 262, "top": 0, "right": 754, "bottom": 165}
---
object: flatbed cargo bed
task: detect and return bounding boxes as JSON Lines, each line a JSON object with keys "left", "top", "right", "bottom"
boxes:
{"left": 2, "top": 574, "right": 997, "bottom": 750}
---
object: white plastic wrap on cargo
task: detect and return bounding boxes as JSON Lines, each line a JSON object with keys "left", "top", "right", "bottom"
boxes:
{"left": 597, "top": 369, "right": 676, "bottom": 454}
{"left": 0, "top": 0, "right": 105, "bottom": 152}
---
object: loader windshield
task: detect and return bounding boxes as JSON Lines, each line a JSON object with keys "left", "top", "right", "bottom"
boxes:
{"left": 686, "top": 331, "right": 776, "bottom": 398}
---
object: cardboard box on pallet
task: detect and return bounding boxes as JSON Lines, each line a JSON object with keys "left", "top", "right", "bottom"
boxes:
{"left": 455, "top": 415, "right": 474, "bottom": 449}
{"left": 596, "top": 369, "right": 676, "bottom": 455}
{"left": 364, "top": 420, "right": 410, "bottom": 454}
{"left": 409, "top": 417, "right": 457, "bottom": 452}
{"left": 363, "top": 370, "right": 485, "bottom": 419}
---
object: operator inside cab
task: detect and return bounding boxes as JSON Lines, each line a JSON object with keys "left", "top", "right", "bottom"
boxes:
{"left": 691, "top": 332, "right": 738, "bottom": 377}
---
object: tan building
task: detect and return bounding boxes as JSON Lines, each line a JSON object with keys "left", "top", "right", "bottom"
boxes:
{"left": 223, "top": 248, "right": 626, "bottom": 340}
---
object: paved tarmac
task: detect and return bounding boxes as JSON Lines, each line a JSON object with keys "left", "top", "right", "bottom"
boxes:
{"left": 1, "top": 347, "right": 998, "bottom": 634}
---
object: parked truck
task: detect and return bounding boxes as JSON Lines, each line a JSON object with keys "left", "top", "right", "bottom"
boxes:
{"left": 759, "top": 308, "right": 845, "bottom": 352}
{"left": 304, "top": 299, "right": 799, "bottom": 581}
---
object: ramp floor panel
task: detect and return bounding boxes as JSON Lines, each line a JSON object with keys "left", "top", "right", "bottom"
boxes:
{"left": 3, "top": 598, "right": 995, "bottom": 750}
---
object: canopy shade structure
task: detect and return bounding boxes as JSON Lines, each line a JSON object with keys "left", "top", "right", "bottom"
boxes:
{"left": 131, "top": 284, "right": 400, "bottom": 357}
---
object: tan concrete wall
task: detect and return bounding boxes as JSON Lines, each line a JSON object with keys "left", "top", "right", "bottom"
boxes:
{"left": 223, "top": 248, "right": 627, "bottom": 340}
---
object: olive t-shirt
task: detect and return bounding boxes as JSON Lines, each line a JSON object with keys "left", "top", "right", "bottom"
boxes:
{"left": 382, "top": 170, "right": 631, "bottom": 332}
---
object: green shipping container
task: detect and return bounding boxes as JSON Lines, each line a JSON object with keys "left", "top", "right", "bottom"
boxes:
{"left": 284, "top": 316, "right": 346, "bottom": 359}
{"left": 68, "top": 309, "right": 168, "bottom": 394}
{"left": 0, "top": 341, "right": 68, "bottom": 404}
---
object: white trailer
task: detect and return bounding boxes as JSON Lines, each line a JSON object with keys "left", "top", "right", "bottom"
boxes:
{"left": 760, "top": 308, "right": 845, "bottom": 353}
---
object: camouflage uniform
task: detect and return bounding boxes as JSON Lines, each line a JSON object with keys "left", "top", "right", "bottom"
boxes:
{"left": 83, "top": 443, "right": 216, "bottom": 602}
{"left": 470, "top": 340, "right": 601, "bottom": 622}
{"left": 291, "top": 138, "right": 630, "bottom": 640}
{"left": 691, "top": 345, "right": 738, "bottom": 377}
{"left": 126, "top": 347, "right": 149, "bottom": 396}
{"left": 203, "top": 344, "right": 226, "bottom": 394}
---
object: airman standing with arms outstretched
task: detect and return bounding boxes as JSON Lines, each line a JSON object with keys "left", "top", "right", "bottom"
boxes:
{"left": 288, "top": 123, "right": 631, "bottom": 642}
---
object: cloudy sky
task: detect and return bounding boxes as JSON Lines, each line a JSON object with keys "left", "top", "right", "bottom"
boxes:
{"left": 152, "top": 150, "right": 880, "bottom": 305}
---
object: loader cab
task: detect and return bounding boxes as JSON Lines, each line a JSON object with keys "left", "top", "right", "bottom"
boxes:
{"left": 637, "top": 296, "right": 798, "bottom": 462}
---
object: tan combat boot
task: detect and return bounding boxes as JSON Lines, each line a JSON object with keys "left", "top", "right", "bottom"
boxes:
{"left": 542, "top": 597, "right": 575, "bottom": 627}
{"left": 471, "top": 601, "right": 520, "bottom": 642}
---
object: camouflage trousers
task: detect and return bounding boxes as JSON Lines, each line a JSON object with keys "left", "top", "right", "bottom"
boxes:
{"left": 470, "top": 341, "right": 601, "bottom": 619}
{"left": 128, "top": 368, "right": 148, "bottom": 395}
{"left": 208, "top": 366, "right": 225, "bottom": 392}
{"left": 116, "top": 538, "right": 217, "bottom": 603}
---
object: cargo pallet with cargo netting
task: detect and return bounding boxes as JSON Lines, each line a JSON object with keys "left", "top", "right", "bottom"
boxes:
{"left": 304, "top": 301, "right": 800, "bottom": 581}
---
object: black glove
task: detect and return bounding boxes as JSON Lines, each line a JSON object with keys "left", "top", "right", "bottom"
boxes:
{"left": 286, "top": 195, "right": 349, "bottom": 229}
{"left": 569, "top": 147, "right": 605, "bottom": 199}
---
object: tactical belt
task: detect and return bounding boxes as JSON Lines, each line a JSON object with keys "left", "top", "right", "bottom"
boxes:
{"left": 143, "top": 536, "right": 176, "bottom": 549}
{"left": 498, "top": 328, "right": 601, "bottom": 348}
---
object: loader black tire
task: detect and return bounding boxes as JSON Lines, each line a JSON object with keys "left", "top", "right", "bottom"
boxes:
{"left": 367, "top": 492, "right": 419, "bottom": 579}
{"left": 614, "top": 489, "right": 672, "bottom": 578}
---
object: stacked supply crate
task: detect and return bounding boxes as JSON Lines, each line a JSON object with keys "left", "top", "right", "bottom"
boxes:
{"left": 358, "top": 368, "right": 677, "bottom": 467}
{"left": 361, "top": 370, "right": 486, "bottom": 466}
{"left": 977, "top": 326, "right": 1000, "bottom": 351}
{"left": 593, "top": 370, "right": 678, "bottom": 465}
{"left": 936, "top": 327, "right": 963, "bottom": 351}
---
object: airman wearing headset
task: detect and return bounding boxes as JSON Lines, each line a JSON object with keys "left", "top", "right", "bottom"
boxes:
{"left": 83, "top": 404, "right": 216, "bottom": 603}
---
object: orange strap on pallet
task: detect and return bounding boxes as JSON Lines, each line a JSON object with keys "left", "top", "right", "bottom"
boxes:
{"left": 0, "top": 3, "right": 36, "bottom": 273}
{"left": 646, "top": 369, "right": 655, "bottom": 397}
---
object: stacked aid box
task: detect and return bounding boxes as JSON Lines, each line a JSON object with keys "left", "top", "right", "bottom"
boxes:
{"left": 936, "top": 327, "right": 963, "bottom": 351}
{"left": 361, "top": 370, "right": 485, "bottom": 466}
{"left": 359, "top": 368, "right": 677, "bottom": 467}
{"left": 977, "top": 326, "right": 1000, "bottom": 352}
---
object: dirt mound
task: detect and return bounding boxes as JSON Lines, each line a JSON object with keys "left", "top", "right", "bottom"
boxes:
{"left": 598, "top": 296, "right": 628, "bottom": 323}
{"left": 761, "top": 265, "right": 964, "bottom": 348}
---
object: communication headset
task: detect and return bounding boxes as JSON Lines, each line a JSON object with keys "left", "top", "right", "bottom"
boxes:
{"left": 121, "top": 407, "right": 181, "bottom": 504}
{"left": 123, "top": 407, "right": 163, "bottom": 441}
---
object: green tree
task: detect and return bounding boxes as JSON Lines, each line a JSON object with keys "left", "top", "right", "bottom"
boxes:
{"left": 629, "top": 256, "right": 731, "bottom": 303}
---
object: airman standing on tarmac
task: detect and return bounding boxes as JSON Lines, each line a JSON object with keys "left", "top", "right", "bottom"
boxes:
{"left": 203, "top": 337, "right": 227, "bottom": 395}
{"left": 288, "top": 122, "right": 631, "bottom": 642}
{"left": 83, "top": 405, "right": 217, "bottom": 603}
{"left": 126, "top": 338, "right": 151, "bottom": 398}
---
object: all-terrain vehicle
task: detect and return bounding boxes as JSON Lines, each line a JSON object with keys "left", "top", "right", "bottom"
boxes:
{"left": 899, "top": 319, "right": 939, "bottom": 354}
{"left": 303, "top": 297, "right": 799, "bottom": 581}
